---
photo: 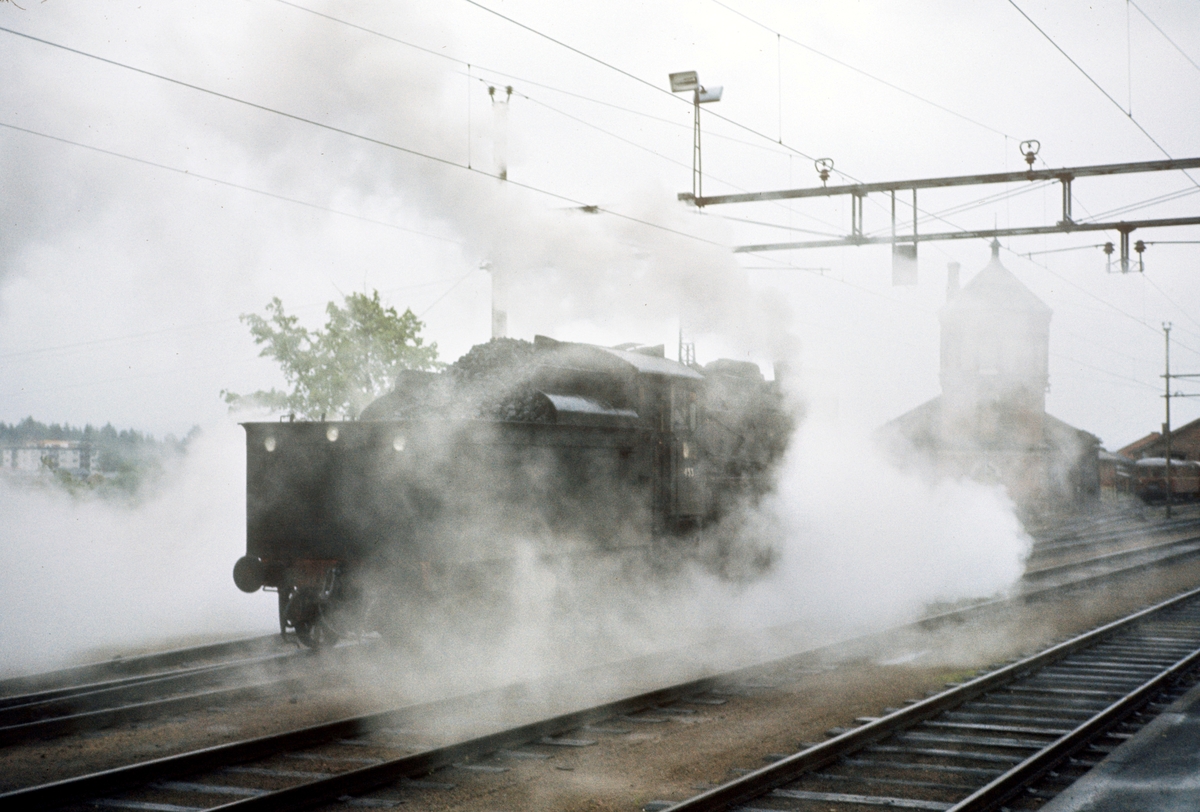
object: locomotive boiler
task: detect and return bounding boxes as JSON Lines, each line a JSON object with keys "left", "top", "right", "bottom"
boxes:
{"left": 232, "top": 336, "right": 792, "bottom": 647}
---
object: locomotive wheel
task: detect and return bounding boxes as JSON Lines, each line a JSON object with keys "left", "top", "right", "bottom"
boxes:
{"left": 282, "top": 587, "right": 340, "bottom": 649}
{"left": 294, "top": 615, "right": 340, "bottom": 649}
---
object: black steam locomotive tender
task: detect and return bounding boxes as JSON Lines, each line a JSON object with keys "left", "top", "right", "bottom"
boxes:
{"left": 232, "top": 336, "right": 790, "bottom": 647}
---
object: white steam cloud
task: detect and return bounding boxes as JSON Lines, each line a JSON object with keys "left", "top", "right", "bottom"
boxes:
{"left": 0, "top": 418, "right": 1030, "bottom": 685}
{"left": 0, "top": 4, "right": 1030, "bottom": 684}
{"left": 0, "top": 422, "right": 275, "bottom": 678}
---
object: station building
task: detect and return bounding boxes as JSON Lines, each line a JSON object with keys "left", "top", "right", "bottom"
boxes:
{"left": 879, "top": 240, "right": 1100, "bottom": 510}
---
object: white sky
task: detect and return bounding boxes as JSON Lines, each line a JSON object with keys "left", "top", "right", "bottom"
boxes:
{"left": 2, "top": 0, "right": 1198, "bottom": 449}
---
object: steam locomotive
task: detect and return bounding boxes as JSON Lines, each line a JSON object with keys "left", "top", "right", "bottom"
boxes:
{"left": 232, "top": 336, "right": 792, "bottom": 647}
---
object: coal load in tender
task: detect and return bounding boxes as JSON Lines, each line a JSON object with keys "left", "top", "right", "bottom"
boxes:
{"left": 360, "top": 338, "right": 553, "bottom": 423}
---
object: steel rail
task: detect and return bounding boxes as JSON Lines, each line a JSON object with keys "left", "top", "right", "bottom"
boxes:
{"left": 658, "top": 585, "right": 1200, "bottom": 812}
{"left": 6, "top": 520, "right": 1199, "bottom": 808}
{"left": 0, "top": 634, "right": 285, "bottom": 698}
{"left": 0, "top": 671, "right": 725, "bottom": 810}
{"left": 1022, "top": 534, "right": 1200, "bottom": 581}
{"left": 0, "top": 525, "right": 1171, "bottom": 748}
{"left": 949, "top": 639, "right": 1200, "bottom": 809}
{"left": 0, "top": 649, "right": 298, "bottom": 714}
{"left": 0, "top": 673, "right": 311, "bottom": 747}
{"left": 1028, "top": 515, "right": 1200, "bottom": 556}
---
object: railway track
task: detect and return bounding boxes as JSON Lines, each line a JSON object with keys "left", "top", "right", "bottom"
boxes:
{"left": 0, "top": 633, "right": 380, "bottom": 748}
{"left": 3, "top": 523, "right": 1195, "bottom": 752}
{"left": 1025, "top": 507, "right": 1200, "bottom": 565}
{"left": 656, "top": 586, "right": 1200, "bottom": 812}
{"left": 3, "top": 652, "right": 734, "bottom": 811}
{"left": 4, "top": 508, "right": 1200, "bottom": 808}
{"left": 0, "top": 635, "right": 287, "bottom": 698}
{"left": 9, "top": 585, "right": 1200, "bottom": 810}
{"left": 6, "top": 577, "right": 1200, "bottom": 811}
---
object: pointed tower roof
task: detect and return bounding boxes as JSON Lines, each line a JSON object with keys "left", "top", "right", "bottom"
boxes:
{"left": 943, "top": 239, "right": 1052, "bottom": 317}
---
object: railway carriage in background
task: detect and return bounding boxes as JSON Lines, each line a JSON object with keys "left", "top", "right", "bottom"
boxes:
{"left": 1130, "top": 457, "right": 1200, "bottom": 504}
{"left": 232, "top": 336, "right": 792, "bottom": 647}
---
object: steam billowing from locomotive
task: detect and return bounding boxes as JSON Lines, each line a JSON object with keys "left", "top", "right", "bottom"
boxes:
{"left": 233, "top": 335, "right": 793, "bottom": 648}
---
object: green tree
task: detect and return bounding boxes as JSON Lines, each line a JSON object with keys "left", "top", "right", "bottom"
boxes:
{"left": 223, "top": 291, "right": 440, "bottom": 419}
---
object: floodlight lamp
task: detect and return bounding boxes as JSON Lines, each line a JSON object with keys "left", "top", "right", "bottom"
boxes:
{"left": 669, "top": 71, "right": 699, "bottom": 93}
{"left": 697, "top": 85, "right": 723, "bottom": 103}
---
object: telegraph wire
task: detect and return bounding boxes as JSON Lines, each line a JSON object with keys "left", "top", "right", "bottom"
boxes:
{"left": 0, "top": 278, "right": 469, "bottom": 363}
{"left": 470, "top": 75, "right": 844, "bottom": 232}
{"left": 1008, "top": 247, "right": 1200, "bottom": 360}
{"left": 0, "top": 24, "right": 727, "bottom": 251}
{"left": 0, "top": 120, "right": 464, "bottom": 246}
{"left": 1007, "top": 0, "right": 1198, "bottom": 190}
{"left": 1130, "top": 0, "right": 1200, "bottom": 77}
{"left": 275, "top": 0, "right": 794, "bottom": 159}
{"left": 1142, "top": 273, "right": 1200, "bottom": 335}
{"left": 707, "top": 0, "right": 1015, "bottom": 140}
{"left": 417, "top": 268, "right": 479, "bottom": 318}
{"left": 277, "top": 0, "right": 1077, "bottom": 251}
{"left": 459, "top": 0, "right": 829, "bottom": 166}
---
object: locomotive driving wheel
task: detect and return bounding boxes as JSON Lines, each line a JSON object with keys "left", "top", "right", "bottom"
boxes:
{"left": 281, "top": 586, "right": 340, "bottom": 650}
{"left": 294, "top": 613, "right": 340, "bottom": 649}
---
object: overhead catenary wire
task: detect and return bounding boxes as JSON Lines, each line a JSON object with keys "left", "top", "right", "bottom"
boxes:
{"left": 270, "top": 0, "right": 792, "bottom": 160}
{"left": 454, "top": 0, "right": 1200, "bottom": 402}
{"left": 1007, "top": 0, "right": 1200, "bottom": 191}
{"left": 458, "top": 0, "right": 833, "bottom": 168}
{"left": 456, "top": 71, "right": 847, "bottom": 233}
{"left": 417, "top": 268, "right": 479, "bottom": 318}
{"left": 1008, "top": 247, "right": 1200, "bottom": 360}
{"left": 707, "top": 0, "right": 1016, "bottom": 140}
{"left": 1129, "top": 0, "right": 1200, "bottom": 77}
{"left": 0, "top": 277, "right": 471, "bottom": 363}
{"left": 0, "top": 24, "right": 728, "bottom": 252}
{"left": 1142, "top": 273, "right": 1200, "bottom": 335}
{"left": 295, "top": 0, "right": 1115, "bottom": 264}
{"left": 0, "top": 121, "right": 465, "bottom": 246}
{"left": 1081, "top": 185, "right": 1200, "bottom": 222}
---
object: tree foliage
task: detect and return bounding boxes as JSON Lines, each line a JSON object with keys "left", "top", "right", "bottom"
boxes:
{"left": 224, "top": 291, "right": 440, "bottom": 419}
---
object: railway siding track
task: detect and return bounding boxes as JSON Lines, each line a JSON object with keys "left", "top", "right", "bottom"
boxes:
{"left": 0, "top": 635, "right": 287, "bottom": 698}
{"left": 1, "top": 511, "right": 1189, "bottom": 752}
{"left": 3, "top": 669, "right": 728, "bottom": 811}
{"left": 5, "top": 512, "right": 1200, "bottom": 808}
{"left": 1020, "top": 533, "right": 1200, "bottom": 585}
{"left": 9, "top": 583, "right": 1200, "bottom": 812}
{"left": 0, "top": 648, "right": 331, "bottom": 747}
{"left": 657, "top": 585, "right": 1200, "bottom": 812}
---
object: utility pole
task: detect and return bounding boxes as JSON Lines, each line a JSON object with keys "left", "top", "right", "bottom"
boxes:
{"left": 1161, "top": 326, "right": 1200, "bottom": 517}
{"left": 1164, "top": 323, "right": 1172, "bottom": 518}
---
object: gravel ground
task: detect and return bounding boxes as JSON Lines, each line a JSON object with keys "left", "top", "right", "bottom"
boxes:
{"left": 5, "top": 557, "right": 1200, "bottom": 809}
{"left": 324, "top": 558, "right": 1200, "bottom": 812}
